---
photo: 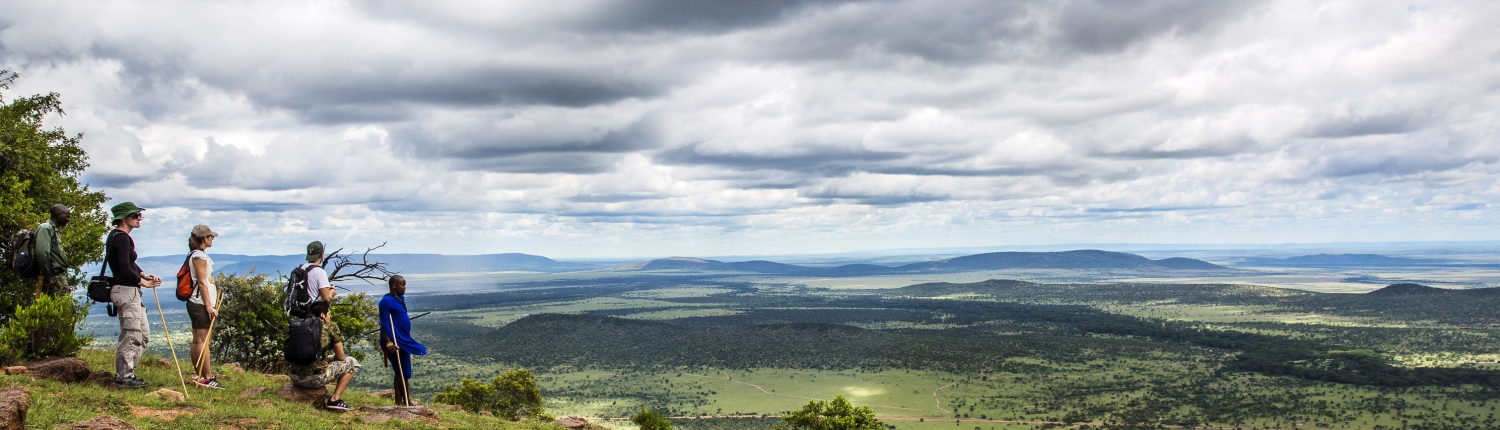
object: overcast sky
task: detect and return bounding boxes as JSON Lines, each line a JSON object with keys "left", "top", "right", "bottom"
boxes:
{"left": 2, "top": 0, "right": 1498, "bottom": 258}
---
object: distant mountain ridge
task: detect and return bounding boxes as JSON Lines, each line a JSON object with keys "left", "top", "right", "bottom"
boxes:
{"left": 124, "top": 252, "right": 594, "bottom": 275}
{"left": 1241, "top": 253, "right": 1444, "bottom": 267}
{"left": 615, "top": 250, "right": 1225, "bottom": 276}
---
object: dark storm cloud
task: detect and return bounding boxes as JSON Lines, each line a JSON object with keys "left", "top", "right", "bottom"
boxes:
{"left": 1305, "top": 112, "right": 1426, "bottom": 138}
{"left": 390, "top": 116, "right": 661, "bottom": 173}
{"left": 1054, "top": 0, "right": 1265, "bottom": 54}
{"left": 802, "top": 191, "right": 950, "bottom": 206}
{"left": 577, "top": 0, "right": 863, "bottom": 33}
{"left": 654, "top": 143, "right": 907, "bottom": 175}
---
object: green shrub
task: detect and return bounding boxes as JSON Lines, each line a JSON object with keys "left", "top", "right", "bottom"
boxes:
{"left": 434, "top": 368, "right": 553, "bottom": 421}
{"left": 331, "top": 291, "right": 378, "bottom": 361}
{"left": 632, "top": 408, "right": 673, "bottom": 430}
{"left": 210, "top": 272, "right": 288, "bottom": 372}
{"left": 0, "top": 293, "right": 90, "bottom": 362}
{"left": 775, "top": 395, "right": 883, "bottom": 430}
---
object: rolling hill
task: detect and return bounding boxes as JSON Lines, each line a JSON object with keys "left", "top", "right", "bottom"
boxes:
{"left": 617, "top": 250, "right": 1224, "bottom": 276}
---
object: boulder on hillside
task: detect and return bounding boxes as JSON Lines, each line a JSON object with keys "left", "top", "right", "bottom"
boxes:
{"left": 557, "top": 416, "right": 589, "bottom": 429}
{"left": 239, "top": 387, "right": 267, "bottom": 398}
{"left": 2, "top": 366, "right": 25, "bottom": 375}
{"left": 358, "top": 405, "right": 438, "bottom": 423}
{"left": 0, "top": 387, "right": 29, "bottom": 430}
{"left": 86, "top": 371, "right": 116, "bottom": 389}
{"left": 26, "top": 357, "right": 90, "bottom": 383}
{"left": 144, "top": 388, "right": 186, "bottom": 402}
{"left": 69, "top": 415, "right": 137, "bottom": 429}
{"left": 277, "top": 384, "right": 328, "bottom": 406}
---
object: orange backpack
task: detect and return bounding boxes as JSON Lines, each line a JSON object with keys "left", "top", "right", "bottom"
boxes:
{"left": 175, "top": 254, "right": 194, "bottom": 301}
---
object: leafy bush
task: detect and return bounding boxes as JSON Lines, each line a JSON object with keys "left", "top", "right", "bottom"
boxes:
{"left": 632, "top": 408, "right": 673, "bottom": 430}
{"left": 434, "top": 368, "right": 553, "bottom": 421}
{"left": 775, "top": 395, "right": 883, "bottom": 430}
{"left": 211, "top": 272, "right": 288, "bottom": 372}
{"left": 0, "top": 293, "right": 90, "bottom": 362}
{"left": 331, "top": 291, "right": 378, "bottom": 361}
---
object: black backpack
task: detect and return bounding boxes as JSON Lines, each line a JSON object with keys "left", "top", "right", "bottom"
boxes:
{"left": 284, "top": 263, "right": 318, "bottom": 318}
{"left": 10, "top": 229, "right": 39, "bottom": 278}
{"left": 284, "top": 315, "right": 324, "bottom": 366}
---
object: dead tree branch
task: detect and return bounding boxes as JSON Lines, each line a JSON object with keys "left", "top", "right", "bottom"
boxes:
{"left": 324, "top": 242, "right": 398, "bottom": 288}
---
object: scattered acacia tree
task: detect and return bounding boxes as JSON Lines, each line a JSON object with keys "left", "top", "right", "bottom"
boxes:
{"left": 0, "top": 71, "right": 108, "bottom": 362}
{"left": 775, "top": 395, "right": 884, "bottom": 430}
{"left": 435, "top": 368, "right": 553, "bottom": 421}
{"left": 632, "top": 408, "right": 673, "bottom": 430}
{"left": 0, "top": 293, "right": 90, "bottom": 363}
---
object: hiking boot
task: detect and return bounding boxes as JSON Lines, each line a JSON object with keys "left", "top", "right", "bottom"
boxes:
{"left": 195, "top": 377, "right": 225, "bottom": 389}
{"left": 325, "top": 398, "right": 352, "bottom": 411}
{"left": 116, "top": 376, "right": 148, "bottom": 389}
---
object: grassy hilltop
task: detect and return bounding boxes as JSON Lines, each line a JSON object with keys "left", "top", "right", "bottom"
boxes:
{"left": 10, "top": 349, "right": 563, "bottom": 429}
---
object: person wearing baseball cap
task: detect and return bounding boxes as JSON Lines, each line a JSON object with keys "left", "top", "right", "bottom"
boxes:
{"left": 185, "top": 224, "right": 224, "bottom": 389}
{"left": 105, "top": 202, "right": 163, "bottom": 389}
{"left": 302, "top": 241, "right": 335, "bottom": 305}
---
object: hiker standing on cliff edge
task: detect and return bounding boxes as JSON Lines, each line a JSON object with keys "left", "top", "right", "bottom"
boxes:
{"left": 379, "top": 275, "right": 426, "bottom": 406}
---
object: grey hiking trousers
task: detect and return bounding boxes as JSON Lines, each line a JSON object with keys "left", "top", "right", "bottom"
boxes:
{"left": 112, "top": 285, "right": 149, "bottom": 380}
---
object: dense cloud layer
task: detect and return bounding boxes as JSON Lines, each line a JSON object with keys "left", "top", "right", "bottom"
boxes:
{"left": 2, "top": 0, "right": 1497, "bottom": 257}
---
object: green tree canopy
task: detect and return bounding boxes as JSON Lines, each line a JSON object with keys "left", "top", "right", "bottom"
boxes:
{"left": 0, "top": 70, "right": 108, "bottom": 321}
{"left": 775, "top": 395, "right": 884, "bottom": 430}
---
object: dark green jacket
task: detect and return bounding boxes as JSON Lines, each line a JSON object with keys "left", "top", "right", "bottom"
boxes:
{"left": 33, "top": 220, "right": 67, "bottom": 280}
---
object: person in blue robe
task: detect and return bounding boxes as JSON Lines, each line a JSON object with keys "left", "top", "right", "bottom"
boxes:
{"left": 379, "top": 275, "right": 427, "bottom": 406}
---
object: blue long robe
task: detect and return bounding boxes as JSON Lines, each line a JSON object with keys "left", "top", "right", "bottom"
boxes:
{"left": 378, "top": 294, "right": 427, "bottom": 378}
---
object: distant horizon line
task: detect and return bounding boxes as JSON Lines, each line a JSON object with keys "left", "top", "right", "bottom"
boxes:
{"left": 128, "top": 239, "right": 1500, "bottom": 260}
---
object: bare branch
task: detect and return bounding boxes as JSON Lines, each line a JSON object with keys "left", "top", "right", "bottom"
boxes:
{"left": 323, "top": 242, "right": 398, "bottom": 286}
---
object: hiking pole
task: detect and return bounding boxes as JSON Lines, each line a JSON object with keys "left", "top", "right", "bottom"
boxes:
{"left": 194, "top": 289, "right": 223, "bottom": 382}
{"left": 150, "top": 285, "right": 191, "bottom": 399}
{"left": 388, "top": 312, "right": 408, "bottom": 407}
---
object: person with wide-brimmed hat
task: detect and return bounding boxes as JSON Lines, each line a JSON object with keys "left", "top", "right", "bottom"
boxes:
{"left": 105, "top": 201, "right": 163, "bottom": 389}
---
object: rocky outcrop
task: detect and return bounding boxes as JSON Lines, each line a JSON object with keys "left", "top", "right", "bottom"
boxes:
{"left": 358, "top": 405, "right": 438, "bottom": 423}
{"left": 68, "top": 415, "right": 137, "bottom": 429}
{"left": 557, "top": 416, "right": 590, "bottom": 429}
{"left": 0, "top": 387, "right": 29, "bottom": 430}
{"left": 144, "top": 389, "right": 185, "bottom": 402}
{"left": 276, "top": 384, "right": 327, "bottom": 406}
{"left": 26, "top": 357, "right": 90, "bottom": 383}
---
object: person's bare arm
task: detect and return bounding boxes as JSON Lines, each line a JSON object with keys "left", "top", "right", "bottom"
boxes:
{"left": 332, "top": 341, "right": 346, "bottom": 361}
{"left": 320, "top": 287, "right": 335, "bottom": 303}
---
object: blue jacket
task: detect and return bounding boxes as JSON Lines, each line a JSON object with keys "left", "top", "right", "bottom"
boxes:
{"left": 378, "top": 294, "right": 427, "bottom": 356}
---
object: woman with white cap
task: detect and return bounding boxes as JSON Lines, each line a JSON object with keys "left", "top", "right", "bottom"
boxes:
{"left": 185, "top": 224, "right": 224, "bottom": 389}
{"left": 106, "top": 201, "right": 162, "bottom": 389}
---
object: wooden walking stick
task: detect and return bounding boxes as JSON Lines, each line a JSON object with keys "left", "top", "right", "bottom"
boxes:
{"left": 150, "top": 286, "right": 191, "bottom": 399}
{"left": 388, "top": 312, "right": 407, "bottom": 407}
{"left": 194, "top": 289, "right": 223, "bottom": 380}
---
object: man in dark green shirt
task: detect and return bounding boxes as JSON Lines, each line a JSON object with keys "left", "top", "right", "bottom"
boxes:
{"left": 33, "top": 205, "right": 71, "bottom": 296}
{"left": 287, "top": 301, "right": 360, "bottom": 411}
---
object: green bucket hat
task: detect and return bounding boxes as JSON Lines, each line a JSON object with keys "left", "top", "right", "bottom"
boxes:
{"left": 109, "top": 202, "right": 144, "bottom": 223}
